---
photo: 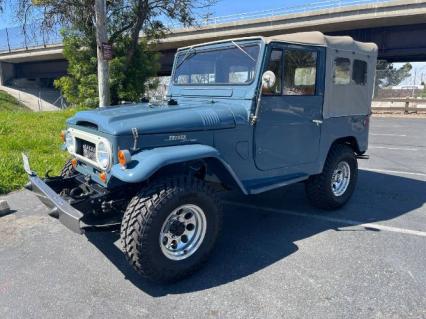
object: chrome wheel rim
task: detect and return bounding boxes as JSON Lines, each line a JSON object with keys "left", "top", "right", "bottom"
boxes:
{"left": 331, "top": 161, "right": 351, "bottom": 197}
{"left": 159, "top": 204, "right": 207, "bottom": 261}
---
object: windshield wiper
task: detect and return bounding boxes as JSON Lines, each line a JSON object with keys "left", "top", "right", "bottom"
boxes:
{"left": 231, "top": 41, "right": 256, "bottom": 62}
{"left": 175, "top": 46, "right": 196, "bottom": 70}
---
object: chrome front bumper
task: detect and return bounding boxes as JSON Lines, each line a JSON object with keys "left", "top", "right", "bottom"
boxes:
{"left": 22, "top": 154, "right": 84, "bottom": 234}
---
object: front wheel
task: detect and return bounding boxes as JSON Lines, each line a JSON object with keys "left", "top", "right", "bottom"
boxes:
{"left": 305, "top": 144, "right": 358, "bottom": 210}
{"left": 120, "top": 175, "right": 222, "bottom": 282}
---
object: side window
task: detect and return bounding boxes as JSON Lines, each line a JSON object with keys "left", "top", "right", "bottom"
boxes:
{"left": 334, "top": 57, "right": 351, "bottom": 85}
{"left": 352, "top": 59, "right": 368, "bottom": 85}
{"left": 262, "top": 49, "right": 282, "bottom": 95}
{"left": 283, "top": 49, "right": 317, "bottom": 96}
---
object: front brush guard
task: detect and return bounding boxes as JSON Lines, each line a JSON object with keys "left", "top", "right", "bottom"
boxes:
{"left": 22, "top": 154, "right": 120, "bottom": 234}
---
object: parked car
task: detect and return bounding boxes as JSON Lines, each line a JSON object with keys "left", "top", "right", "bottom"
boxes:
{"left": 23, "top": 31, "right": 378, "bottom": 282}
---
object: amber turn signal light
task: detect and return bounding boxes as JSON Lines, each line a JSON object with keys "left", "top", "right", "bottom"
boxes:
{"left": 71, "top": 158, "right": 77, "bottom": 168}
{"left": 99, "top": 172, "right": 107, "bottom": 183}
{"left": 118, "top": 150, "right": 132, "bottom": 168}
{"left": 60, "top": 130, "right": 66, "bottom": 142}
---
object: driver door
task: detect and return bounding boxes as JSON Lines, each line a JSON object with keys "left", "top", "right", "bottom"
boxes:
{"left": 254, "top": 44, "right": 325, "bottom": 171}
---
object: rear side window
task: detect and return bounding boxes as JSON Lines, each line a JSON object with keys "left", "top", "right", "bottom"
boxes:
{"left": 334, "top": 58, "right": 351, "bottom": 85}
{"left": 283, "top": 49, "right": 317, "bottom": 96}
{"left": 352, "top": 60, "right": 368, "bottom": 85}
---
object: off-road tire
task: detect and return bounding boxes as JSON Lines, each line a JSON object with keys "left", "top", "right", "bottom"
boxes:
{"left": 120, "top": 175, "right": 222, "bottom": 283}
{"left": 305, "top": 144, "right": 358, "bottom": 210}
{"left": 60, "top": 159, "right": 77, "bottom": 178}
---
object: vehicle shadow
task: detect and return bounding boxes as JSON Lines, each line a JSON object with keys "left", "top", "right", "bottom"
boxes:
{"left": 85, "top": 170, "right": 426, "bottom": 297}
{"left": 0, "top": 210, "right": 17, "bottom": 218}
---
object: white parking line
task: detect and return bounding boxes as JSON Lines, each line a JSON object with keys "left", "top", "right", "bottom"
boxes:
{"left": 370, "top": 133, "right": 407, "bottom": 137}
{"left": 369, "top": 146, "right": 420, "bottom": 151}
{"left": 360, "top": 168, "right": 426, "bottom": 178}
{"left": 224, "top": 201, "right": 426, "bottom": 238}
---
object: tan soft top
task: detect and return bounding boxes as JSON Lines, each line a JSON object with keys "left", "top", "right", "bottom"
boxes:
{"left": 266, "top": 31, "right": 377, "bottom": 54}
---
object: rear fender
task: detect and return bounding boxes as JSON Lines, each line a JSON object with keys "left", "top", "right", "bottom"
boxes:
{"left": 110, "top": 144, "right": 247, "bottom": 194}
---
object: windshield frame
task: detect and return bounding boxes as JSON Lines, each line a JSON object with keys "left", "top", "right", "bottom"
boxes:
{"left": 171, "top": 39, "right": 264, "bottom": 87}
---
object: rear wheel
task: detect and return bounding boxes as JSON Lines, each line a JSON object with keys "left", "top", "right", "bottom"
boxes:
{"left": 120, "top": 175, "right": 222, "bottom": 282}
{"left": 305, "top": 144, "right": 357, "bottom": 210}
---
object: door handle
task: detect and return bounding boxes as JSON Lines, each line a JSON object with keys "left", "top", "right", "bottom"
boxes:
{"left": 312, "top": 119, "right": 323, "bottom": 126}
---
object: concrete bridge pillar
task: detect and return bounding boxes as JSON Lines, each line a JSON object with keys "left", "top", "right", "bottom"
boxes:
{"left": 0, "top": 62, "right": 15, "bottom": 86}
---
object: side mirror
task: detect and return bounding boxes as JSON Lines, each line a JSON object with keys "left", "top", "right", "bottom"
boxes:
{"left": 262, "top": 70, "right": 276, "bottom": 90}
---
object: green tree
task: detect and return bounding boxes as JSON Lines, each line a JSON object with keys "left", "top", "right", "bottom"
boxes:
{"left": 54, "top": 30, "right": 159, "bottom": 107}
{"left": 375, "top": 60, "right": 412, "bottom": 96}
{"left": 4, "top": 0, "right": 215, "bottom": 107}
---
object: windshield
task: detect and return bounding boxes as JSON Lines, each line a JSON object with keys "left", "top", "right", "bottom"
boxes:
{"left": 173, "top": 42, "right": 261, "bottom": 85}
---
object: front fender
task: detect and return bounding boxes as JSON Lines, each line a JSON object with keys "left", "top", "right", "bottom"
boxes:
{"left": 110, "top": 145, "right": 245, "bottom": 193}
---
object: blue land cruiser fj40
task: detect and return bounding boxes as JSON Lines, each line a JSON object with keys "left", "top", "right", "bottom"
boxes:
{"left": 23, "top": 31, "right": 377, "bottom": 282}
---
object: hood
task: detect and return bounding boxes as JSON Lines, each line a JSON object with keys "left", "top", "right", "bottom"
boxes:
{"left": 67, "top": 103, "right": 237, "bottom": 135}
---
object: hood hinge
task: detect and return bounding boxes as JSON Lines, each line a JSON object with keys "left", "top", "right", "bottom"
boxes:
{"left": 131, "top": 128, "right": 140, "bottom": 152}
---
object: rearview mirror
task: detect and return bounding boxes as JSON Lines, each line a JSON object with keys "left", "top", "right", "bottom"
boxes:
{"left": 262, "top": 71, "right": 276, "bottom": 90}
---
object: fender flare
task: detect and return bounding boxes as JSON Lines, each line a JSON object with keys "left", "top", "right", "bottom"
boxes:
{"left": 110, "top": 144, "right": 248, "bottom": 194}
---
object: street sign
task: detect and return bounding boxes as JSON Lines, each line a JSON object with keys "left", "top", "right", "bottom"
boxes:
{"left": 102, "top": 43, "right": 113, "bottom": 60}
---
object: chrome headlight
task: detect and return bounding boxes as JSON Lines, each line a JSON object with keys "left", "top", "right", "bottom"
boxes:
{"left": 65, "top": 130, "right": 75, "bottom": 153}
{"left": 96, "top": 140, "right": 111, "bottom": 170}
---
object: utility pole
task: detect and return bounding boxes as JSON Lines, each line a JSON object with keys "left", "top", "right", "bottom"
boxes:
{"left": 95, "top": 0, "right": 110, "bottom": 107}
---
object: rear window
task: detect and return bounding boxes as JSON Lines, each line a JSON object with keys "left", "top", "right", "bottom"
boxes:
{"left": 352, "top": 59, "right": 368, "bottom": 85}
{"left": 333, "top": 58, "right": 351, "bottom": 85}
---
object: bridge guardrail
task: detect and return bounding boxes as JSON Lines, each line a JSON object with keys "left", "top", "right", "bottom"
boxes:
{"left": 0, "top": 0, "right": 391, "bottom": 54}
{"left": 0, "top": 24, "right": 62, "bottom": 53}
{"left": 181, "top": 0, "right": 390, "bottom": 27}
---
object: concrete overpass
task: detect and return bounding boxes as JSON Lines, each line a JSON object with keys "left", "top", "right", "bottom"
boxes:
{"left": 1, "top": 0, "right": 426, "bottom": 82}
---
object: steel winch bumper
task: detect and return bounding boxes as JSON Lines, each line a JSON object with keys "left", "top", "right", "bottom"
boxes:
{"left": 22, "top": 153, "right": 85, "bottom": 234}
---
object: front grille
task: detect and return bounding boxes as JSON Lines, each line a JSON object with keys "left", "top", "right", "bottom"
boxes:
{"left": 76, "top": 138, "right": 96, "bottom": 162}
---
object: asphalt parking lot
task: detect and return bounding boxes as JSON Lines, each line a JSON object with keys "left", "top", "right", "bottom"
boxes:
{"left": 1, "top": 117, "right": 425, "bottom": 319}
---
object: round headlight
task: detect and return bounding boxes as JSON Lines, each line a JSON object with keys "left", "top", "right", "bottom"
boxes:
{"left": 96, "top": 141, "right": 111, "bottom": 170}
{"left": 65, "top": 131, "right": 75, "bottom": 153}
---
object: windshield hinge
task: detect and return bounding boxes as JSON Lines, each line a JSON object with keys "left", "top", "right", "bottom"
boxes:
{"left": 250, "top": 114, "right": 258, "bottom": 125}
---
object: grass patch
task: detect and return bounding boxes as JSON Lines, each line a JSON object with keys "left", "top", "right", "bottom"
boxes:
{"left": 0, "top": 90, "right": 30, "bottom": 112}
{"left": 0, "top": 108, "right": 80, "bottom": 194}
